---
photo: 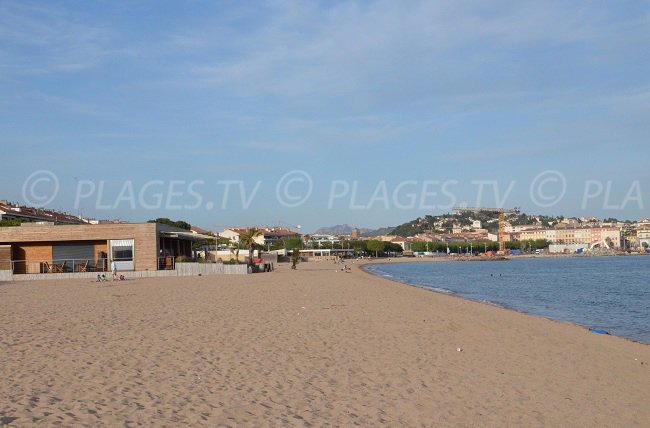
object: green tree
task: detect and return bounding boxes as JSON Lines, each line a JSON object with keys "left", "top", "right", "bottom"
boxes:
{"left": 192, "top": 232, "right": 216, "bottom": 250}
{"left": 270, "top": 237, "right": 303, "bottom": 251}
{"left": 352, "top": 241, "right": 366, "bottom": 256}
{"left": 533, "top": 239, "right": 550, "bottom": 250}
{"left": 367, "top": 240, "right": 386, "bottom": 257}
{"left": 283, "top": 237, "right": 303, "bottom": 250}
{"left": 229, "top": 246, "right": 240, "bottom": 264}
{"left": 148, "top": 218, "right": 191, "bottom": 230}
{"left": 384, "top": 242, "right": 404, "bottom": 254}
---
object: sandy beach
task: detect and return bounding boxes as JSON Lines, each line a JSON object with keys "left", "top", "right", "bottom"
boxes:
{"left": 1, "top": 260, "right": 648, "bottom": 427}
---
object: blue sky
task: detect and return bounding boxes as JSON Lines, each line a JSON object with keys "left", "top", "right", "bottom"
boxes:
{"left": 1, "top": 1, "right": 649, "bottom": 231}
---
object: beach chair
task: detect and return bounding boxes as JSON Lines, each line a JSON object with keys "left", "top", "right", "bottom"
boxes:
{"left": 54, "top": 261, "right": 67, "bottom": 273}
{"left": 44, "top": 261, "right": 54, "bottom": 273}
{"left": 75, "top": 260, "right": 89, "bottom": 272}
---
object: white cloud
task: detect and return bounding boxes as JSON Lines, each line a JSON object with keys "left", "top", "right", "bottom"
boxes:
{"left": 182, "top": 1, "right": 645, "bottom": 102}
{"left": 0, "top": 1, "right": 133, "bottom": 74}
{"left": 3, "top": 0, "right": 648, "bottom": 159}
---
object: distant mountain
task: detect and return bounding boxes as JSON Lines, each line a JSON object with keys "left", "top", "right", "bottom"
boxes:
{"left": 313, "top": 224, "right": 374, "bottom": 236}
{"left": 314, "top": 224, "right": 354, "bottom": 235}
{"left": 361, "top": 227, "right": 395, "bottom": 237}
{"left": 313, "top": 224, "right": 397, "bottom": 237}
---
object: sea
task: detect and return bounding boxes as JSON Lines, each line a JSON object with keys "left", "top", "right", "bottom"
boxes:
{"left": 365, "top": 256, "right": 649, "bottom": 344}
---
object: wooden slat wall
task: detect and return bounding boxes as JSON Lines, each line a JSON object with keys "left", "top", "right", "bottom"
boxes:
{"left": 94, "top": 242, "right": 108, "bottom": 271}
{"left": 0, "top": 223, "right": 155, "bottom": 243}
{"left": 0, "top": 223, "right": 166, "bottom": 272}
{"left": 11, "top": 243, "right": 53, "bottom": 273}
{"left": 0, "top": 245, "right": 11, "bottom": 270}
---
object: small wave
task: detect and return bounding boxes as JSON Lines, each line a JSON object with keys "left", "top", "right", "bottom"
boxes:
{"left": 429, "top": 287, "right": 453, "bottom": 294}
{"left": 418, "top": 285, "right": 453, "bottom": 294}
{"left": 479, "top": 299, "right": 505, "bottom": 309}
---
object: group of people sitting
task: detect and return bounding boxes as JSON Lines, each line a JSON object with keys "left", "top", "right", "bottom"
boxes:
{"left": 95, "top": 273, "right": 125, "bottom": 282}
{"left": 334, "top": 257, "right": 353, "bottom": 273}
{"left": 96, "top": 261, "right": 125, "bottom": 282}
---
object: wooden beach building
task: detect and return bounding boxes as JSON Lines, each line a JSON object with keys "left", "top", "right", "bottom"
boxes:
{"left": 0, "top": 222, "right": 203, "bottom": 275}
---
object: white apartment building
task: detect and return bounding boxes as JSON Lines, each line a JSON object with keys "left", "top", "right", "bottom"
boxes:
{"left": 637, "top": 228, "right": 650, "bottom": 248}
{"left": 309, "top": 234, "right": 341, "bottom": 246}
{"left": 505, "top": 224, "right": 544, "bottom": 233}
{"left": 519, "top": 226, "right": 620, "bottom": 248}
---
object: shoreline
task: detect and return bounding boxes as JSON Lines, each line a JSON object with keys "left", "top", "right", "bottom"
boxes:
{"left": 358, "top": 258, "right": 649, "bottom": 346}
{"left": 1, "top": 261, "right": 649, "bottom": 426}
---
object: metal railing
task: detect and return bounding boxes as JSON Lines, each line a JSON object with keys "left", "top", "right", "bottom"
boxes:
{"left": 10, "top": 258, "right": 109, "bottom": 274}
{"left": 156, "top": 256, "right": 212, "bottom": 270}
{"left": 9, "top": 257, "right": 185, "bottom": 274}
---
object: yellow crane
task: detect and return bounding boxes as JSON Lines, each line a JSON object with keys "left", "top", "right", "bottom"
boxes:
{"left": 453, "top": 207, "right": 518, "bottom": 254}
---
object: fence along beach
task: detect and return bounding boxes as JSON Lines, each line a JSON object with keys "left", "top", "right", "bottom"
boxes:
{"left": 1, "top": 260, "right": 648, "bottom": 426}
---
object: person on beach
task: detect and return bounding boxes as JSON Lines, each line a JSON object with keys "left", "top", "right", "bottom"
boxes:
{"left": 111, "top": 260, "right": 118, "bottom": 281}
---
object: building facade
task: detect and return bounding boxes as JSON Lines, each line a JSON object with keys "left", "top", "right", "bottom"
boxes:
{"left": 637, "top": 228, "right": 650, "bottom": 249}
{"left": 0, "top": 222, "right": 198, "bottom": 274}
{"left": 221, "top": 227, "right": 301, "bottom": 247}
{"left": 518, "top": 226, "right": 621, "bottom": 249}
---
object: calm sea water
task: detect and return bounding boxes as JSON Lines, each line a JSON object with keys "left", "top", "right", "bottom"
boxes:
{"left": 366, "top": 256, "right": 650, "bottom": 344}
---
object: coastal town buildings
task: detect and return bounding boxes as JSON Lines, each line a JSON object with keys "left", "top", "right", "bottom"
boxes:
{"left": 505, "top": 224, "right": 544, "bottom": 234}
{"left": 0, "top": 200, "right": 88, "bottom": 225}
{"left": 637, "top": 227, "right": 650, "bottom": 249}
{"left": 518, "top": 226, "right": 621, "bottom": 249}
{"left": 309, "top": 234, "right": 343, "bottom": 247}
{"left": 220, "top": 228, "right": 254, "bottom": 244}
{"left": 221, "top": 227, "right": 301, "bottom": 247}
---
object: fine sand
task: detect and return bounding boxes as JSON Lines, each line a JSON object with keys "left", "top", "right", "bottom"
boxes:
{"left": 1, "top": 260, "right": 648, "bottom": 427}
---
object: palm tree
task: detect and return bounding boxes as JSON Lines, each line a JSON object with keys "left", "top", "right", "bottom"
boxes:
{"left": 240, "top": 227, "right": 262, "bottom": 266}
{"left": 229, "top": 246, "right": 240, "bottom": 264}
